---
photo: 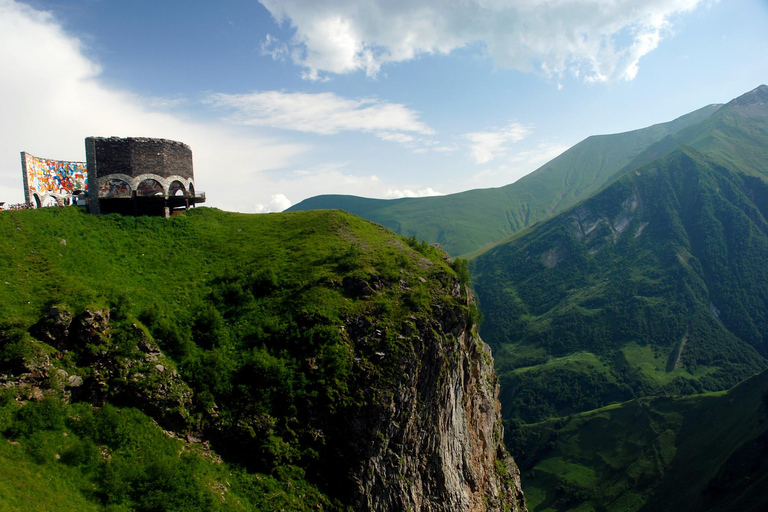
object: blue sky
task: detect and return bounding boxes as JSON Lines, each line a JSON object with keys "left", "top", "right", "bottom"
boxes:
{"left": 1, "top": 0, "right": 766, "bottom": 212}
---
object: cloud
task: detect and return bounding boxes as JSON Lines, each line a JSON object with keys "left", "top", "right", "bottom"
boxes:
{"left": 510, "top": 143, "right": 570, "bottom": 167}
{"left": 206, "top": 90, "right": 434, "bottom": 140}
{"left": 257, "top": 0, "right": 703, "bottom": 82}
{"left": 465, "top": 122, "right": 530, "bottom": 164}
{"left": 384, "top": 188, "right": 443, "bottom": 199}
{"left": 464, "top": 141, "right": 573, "bottom": 188}
{"left": 261, "top": 162, "right": 444, "bottom": 203}
{"left": 376, "top": 132, "right": 415, "bottom": 144}
{"left": 0, "top": 0, "right": 306, "bottom": 211}
{"left": 260, "top": 33, "right": 290, "bottom": 61}
{"left": 255, "top": 193, "right": 292, "bottom": 213}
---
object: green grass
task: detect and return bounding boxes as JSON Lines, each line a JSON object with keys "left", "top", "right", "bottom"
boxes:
{"left": 0, "top": 439, "right": 100, "bottom": 512}
{"left": 516, "top": 369, "right": 768, "bottom": 512}
{"left": 0, "top": 399, "right": 333, "bottom": 511}
{"left": 620, "top": 343, "right": 717, "bottom": 387}
{"left": 0, "top": 206, "right": 472, "bottom": 510}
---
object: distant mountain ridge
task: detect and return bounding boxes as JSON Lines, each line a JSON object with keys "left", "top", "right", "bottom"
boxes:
{"left": 289, "top": 103, "right": 722, "bottom": 256}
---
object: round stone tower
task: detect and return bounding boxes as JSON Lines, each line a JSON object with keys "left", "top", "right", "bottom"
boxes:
{"left": 85, "top": 136, "right": 204, "bottom": 216}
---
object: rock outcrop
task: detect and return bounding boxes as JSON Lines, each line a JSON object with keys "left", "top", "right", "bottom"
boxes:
{"left": 343, "top": 284, "right": 527, "bottom": 512}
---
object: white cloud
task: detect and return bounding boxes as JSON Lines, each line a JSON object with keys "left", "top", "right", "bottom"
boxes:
{"left": 257, "top": 0, "right": 703, "bottom": 82}
{"left": 206, "top": 91, "right": 434, "bottom": 140}
{"left": 464, "top": 141, "right": 573, "bottom": 188}
{"left": 260, "top": 33, "right": 290, "bottom": 61}
{"left": 260, "top": 161, "right": 445, "bottom": 203}
{"left": 376, "top": 132, "right": 415, "bottom": 144}
{"left": 465, "top": 122, "right": 530, "bottom": 164}
{"left": 0, "top": 0, "right": 306, "bottom": 211}
{"left": 384, "top": 187, "right": 444, "bottom": 199}
{"left": 255, "top": 193, "right": 292, "bottom": 213}
{"left": 510, "top": 143, "right": 570, "bottom": 167}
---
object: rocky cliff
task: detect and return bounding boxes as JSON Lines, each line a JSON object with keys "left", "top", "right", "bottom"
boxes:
{"left": 346, "top": 287, "right": 526, "bottom": 511}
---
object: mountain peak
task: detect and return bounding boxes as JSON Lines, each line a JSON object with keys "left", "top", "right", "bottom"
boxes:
{"left": 726, "top": 84, "right": 768, "bottom": 110}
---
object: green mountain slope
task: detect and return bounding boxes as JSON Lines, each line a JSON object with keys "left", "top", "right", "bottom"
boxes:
{"left": 471, "top": 147, "right": 768, "bottom": 423}
{"left": 512, "top": 368, "right": 768, "bottom": 512}
{"left": 289, "top": 104, "right": 721, "bottom": 256}
{"left": 611, "top": 84, "right": 768, "bottom": 183}
{"left": 0, "top": 207, "right": 522, "bottom": 511}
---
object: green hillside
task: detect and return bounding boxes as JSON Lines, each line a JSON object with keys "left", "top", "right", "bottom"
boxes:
{"left": 0, "top": 206, "right": 479, "bottom": 511}
{"left": 289, "top": 104, "right": 720, "bottom": 256}
{"left": 622, "top": 85, "right": 768, "bottom": 179}
{"left": 512, "top": 368, "right": 768, "bottom": 512}
{"left": 472, "top": 147, "right": 768, "bottom": 423}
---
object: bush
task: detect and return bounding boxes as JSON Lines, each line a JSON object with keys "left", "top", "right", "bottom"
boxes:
{"left": 451, "top": 258, "right": 471, "bottom": 287}
{"left": 8, "top": 397, "right": 66, "bottom": 438}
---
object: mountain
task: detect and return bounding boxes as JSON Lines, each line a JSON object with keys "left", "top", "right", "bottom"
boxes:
{"left": 289, "top": 104, "right": 721, "bottom": 257}
{"left": 463, "top": 84, "right": 768, "bottom": 512}
{"left": 0, "top": 207, "right": 525, "bottom": 512}
{"left": 613, "top": 84, "right": 768, "bottom": 181}
{"left": 511, "top": 368, "right": 768, "bottom": 512}
{"left": 472, "top": 145, "right": 768, "bottom": 423}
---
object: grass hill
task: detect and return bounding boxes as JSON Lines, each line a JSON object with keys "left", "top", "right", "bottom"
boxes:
{"left": 471, "top": 146, "right": 768, "bottom": 424}
{"left": 512, "top": 368, "right": 768, "bottom": 512}
{"left": 288, "top": 104, "right": 721, "bottom": 257}
{"left": 602, "top": 84, "right": 768, "bottom": 186}
{"left": 0, "top": 206, "right": 517, "bottom": 511}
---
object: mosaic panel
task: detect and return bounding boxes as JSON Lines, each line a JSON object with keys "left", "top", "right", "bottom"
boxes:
{"left": 24, "top": 154, "right": 87, "bottom": 197}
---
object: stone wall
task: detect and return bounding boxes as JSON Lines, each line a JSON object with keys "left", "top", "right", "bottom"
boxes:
{"left": 85, "top": 137, "right": 199, "bottom": 215}
{"left": 86, "top": 137, "right": 193, "bottom": 180}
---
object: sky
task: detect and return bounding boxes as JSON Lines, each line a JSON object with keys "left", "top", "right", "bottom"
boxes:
{"left": 0, "top": 0, "right": 766, "bottom": 213}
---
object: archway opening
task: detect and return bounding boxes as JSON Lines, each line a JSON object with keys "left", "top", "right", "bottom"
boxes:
{"left": 137, "top": 178, "right": 164, "bottom": 197}
{"left": 169, "top": 180, "right": 186, "bottom": 197}
{"left": 99, "top": 179, "right": 132, "bottom": 198}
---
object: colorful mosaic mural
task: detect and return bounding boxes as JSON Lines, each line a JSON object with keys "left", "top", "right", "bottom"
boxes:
{"left": 22, "top": 153, "right": 87, "bottom": 199}
{"left": 99, "top": 179, "right": 132, "bottom": 198}
{"left": 137, "top": 178, "right": 164, "bottom": 196}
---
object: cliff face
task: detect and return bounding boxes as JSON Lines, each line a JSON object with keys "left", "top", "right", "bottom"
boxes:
{"left": 344, "top": 286, "right": 526, "bottom": 512}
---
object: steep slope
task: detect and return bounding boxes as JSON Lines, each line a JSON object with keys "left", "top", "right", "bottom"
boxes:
{"left": 619, "top": 84, "right": 768, "bottom": 179}
{"left": 512, "top": 368, "right": 768, "bottom": 512}
{"left": 289, "top": 104, "right": 720, "bottom": 256}
{"left": 471, "top": 147, "right": 768, "bottom": 423}
{"left": 0, "top": 207, "right": 525, "bottom": 512}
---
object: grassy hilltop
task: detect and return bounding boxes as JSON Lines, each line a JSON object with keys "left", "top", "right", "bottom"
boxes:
{"left": 0, "top": 206, "right": 477, "bottom": 511}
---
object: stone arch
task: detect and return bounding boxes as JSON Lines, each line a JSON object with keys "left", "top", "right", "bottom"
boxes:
{"left": 32, "top": 193, "right": 41, "bottom": 208}
{"left": 169, "top": 180, "right": 186, "bottom": 197}
{"left": 42, "top": 195, "right": 58, "bottom": 207}
{"left": 99, "top": 178, "right": 132, "bottom": 198}
{"left": 137, "top": 178, "right": 164, "bottom": 197}
{"left": 188, "top": 182, "right": 195, "bottom": 196}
